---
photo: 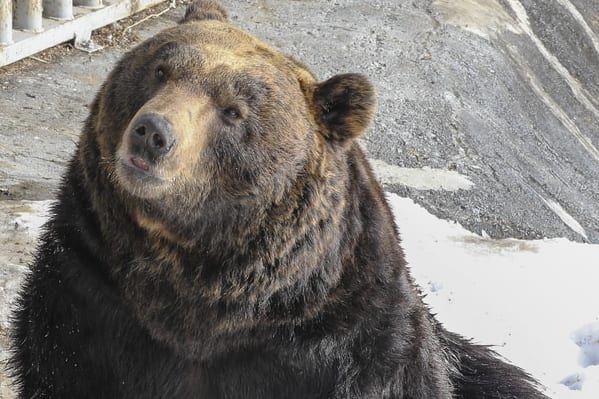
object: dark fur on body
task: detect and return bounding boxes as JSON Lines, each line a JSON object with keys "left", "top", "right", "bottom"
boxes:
{"left": 10, "top": 1, "right": 548, "bottom": 398}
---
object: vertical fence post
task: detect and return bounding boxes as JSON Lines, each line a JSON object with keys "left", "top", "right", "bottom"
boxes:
{"left": 0, "top": 0, "right": 12, "bottom": 45}
{"left": 43, "top": 0, "right": 73, "bottom": 20}
{"left": 74, "top": 0, "right": 103, "bottom": 7}
{"left": 13, "top": 0, "right": 43, "bottom": 32}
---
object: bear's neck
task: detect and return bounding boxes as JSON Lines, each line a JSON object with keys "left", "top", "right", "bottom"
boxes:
{"left": 127, "top": 155, "right": 352, "bottom": 309}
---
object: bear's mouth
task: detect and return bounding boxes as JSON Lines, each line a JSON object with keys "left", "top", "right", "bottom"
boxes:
{"left": 130, "top": 157, "right": 151, "bottom": 172}
{"left": 119, "top": 157, "right": 168, "bottom": 184}
{"left": 116, "top": 157, "right": 175, "bottom": 199}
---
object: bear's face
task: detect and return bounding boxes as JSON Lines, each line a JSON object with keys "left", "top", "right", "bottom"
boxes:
{"left": 91, "top": 1, "right": 375, "bottom": 241}
{"left": 112, "top": 22, "right": 315, "bottom": 203}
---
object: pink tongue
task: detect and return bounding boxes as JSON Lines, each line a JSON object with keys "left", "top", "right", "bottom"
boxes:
{"left": 131, "top": 157, "right": 150, "bottom": 171}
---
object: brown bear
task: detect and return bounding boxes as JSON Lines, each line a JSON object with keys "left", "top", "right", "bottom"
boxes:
{"left": 10, "top": 1, "right": 548, "bottom": 398}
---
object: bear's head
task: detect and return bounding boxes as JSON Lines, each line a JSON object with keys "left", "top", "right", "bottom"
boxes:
{"left": 77, "top": 1, "right": 380, "bottom": 352}
{"left": 86, "top": 0, "right": 375, "bottom": 249}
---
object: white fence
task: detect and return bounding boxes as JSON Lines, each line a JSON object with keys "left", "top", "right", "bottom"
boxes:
{"left": 0, "top": 0, "right": 166, "bottom": 67}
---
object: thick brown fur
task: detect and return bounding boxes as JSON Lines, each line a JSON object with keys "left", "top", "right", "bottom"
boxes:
{"left": 10, "top": 1, "right": 549, "bottom": 398}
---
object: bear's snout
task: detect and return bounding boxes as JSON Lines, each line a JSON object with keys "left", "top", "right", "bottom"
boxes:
{"left": 129, "top": 113, "right": 176, "bottom": 162}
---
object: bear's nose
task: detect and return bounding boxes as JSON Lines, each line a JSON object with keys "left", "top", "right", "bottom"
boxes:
{"left": 130, "top": 113, "right": 176, "bottom": 161}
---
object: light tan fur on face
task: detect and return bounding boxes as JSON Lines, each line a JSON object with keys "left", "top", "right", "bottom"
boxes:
{"left": 116, "top": 85, "right": 215, "bottom": 196}
{"left": 108, "top": 18, "right": 324, "bottom": 248}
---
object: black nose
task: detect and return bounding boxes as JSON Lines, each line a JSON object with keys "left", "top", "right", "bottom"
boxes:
{"left": 130, "top": 113, "right": 176, "bottom": 161}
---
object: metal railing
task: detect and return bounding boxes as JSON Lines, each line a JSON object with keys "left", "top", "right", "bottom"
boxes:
{"left": 0, "top": 0, "right": 167, "bottom": 67}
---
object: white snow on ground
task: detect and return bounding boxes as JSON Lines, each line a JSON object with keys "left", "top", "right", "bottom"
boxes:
{"left": 387, "top": 193, "right": 599, "bottom": 399}
{"left": 1, "top": 197, "right": 599, "bottom": 398}
{"left": 370, "top": 159, "right": 475, "bottom": 191}
{"left": 0, "top": 200, "right": 53, "bottom": 332}
{"left": 11, "top": 200, "right": 53, "bottom": 239}
{"left": 539, "top": 195, "right": 588, "bottom": 240}
{"left": 573, "top": 322, "right": 599, "bottom": 368}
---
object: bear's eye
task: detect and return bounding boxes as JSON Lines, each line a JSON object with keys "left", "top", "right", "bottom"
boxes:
{"left": 155, "top": 66, "right": 167, "bottom": 82}
{"left": 222, "top": 107, "right": 241, "bottom": 120}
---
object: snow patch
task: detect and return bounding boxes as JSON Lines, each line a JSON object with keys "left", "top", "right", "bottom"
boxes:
{"left": 387, "top": 193, "right": 599, "bottom": 399}
{"left": 12, "top": 200, "right": 53, "bottom": 238}
{"left": 560, "top": 372, "right": 585, "bottom": 391}
{"left": 540, "top": 197, "right": 588, "bottom": 240}
{"left": 0, "top": 201, "right": 51, "bottom": 372}
{"left": 0, "top": 263, "right": 28, "bottom": 332}
{"left": 573, "top": 322, "right": 599, "bottom": 368}
{"left": 370, "top": 159, "right": 474, "bottom": 191}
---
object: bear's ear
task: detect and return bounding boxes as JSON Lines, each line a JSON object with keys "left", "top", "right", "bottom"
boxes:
{"left": 313, "top": 73, "right": 376, "bottom": 142}
{"left": 181, "top": 0, "right": 228, "bottom": 23}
